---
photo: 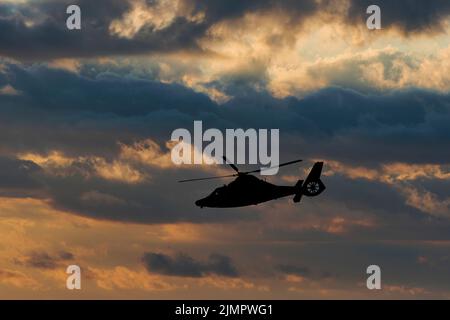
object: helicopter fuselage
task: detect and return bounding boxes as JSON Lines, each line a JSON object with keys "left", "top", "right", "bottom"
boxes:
{"left": 195, "top": 175, "right": 298, "bottom": 208}
{"left": 183, "top": 160, "right": 325, "bottom": 208}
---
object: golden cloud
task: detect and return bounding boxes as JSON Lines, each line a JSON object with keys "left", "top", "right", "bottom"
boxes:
{"left": 0, "top": 268, "right": 41, "bottom": 290}
{"left": 403, "top": 186, "right": 450, "bottom": 218}
{"left": 88, "top": 266, "right": 179, "bottom": 291}
{"left": 325, "top": 160, "right": 450, "bottom": 183}
{"left": 109, "top": 0, "right": 202, "bottom": 38}
{"left": 0, "top": 84, "right": 21, "bottom": 96}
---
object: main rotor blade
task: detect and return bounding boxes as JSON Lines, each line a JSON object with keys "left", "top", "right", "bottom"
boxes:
{"left": 242, "top": 159, "right": 303, "bottom": 174}
{"left": 178, "top": 159, "right": 302, "bottom": 182}
{"left": 222, "top": 156, "right": 240, "bottom": 173}
{"left": 178, "top": 174, "right": 237, "bottom": 183}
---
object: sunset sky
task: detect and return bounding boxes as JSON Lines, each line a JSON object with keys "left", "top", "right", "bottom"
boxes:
{"left": 0, "top": 0, "right": 450, "bottom": 299}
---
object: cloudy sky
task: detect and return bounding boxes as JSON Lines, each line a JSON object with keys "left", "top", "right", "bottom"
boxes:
{"left": 0, "top": 0, "right": 450, "bottom": 299}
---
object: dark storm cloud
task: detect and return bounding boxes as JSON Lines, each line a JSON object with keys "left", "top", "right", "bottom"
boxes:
{"left": 325, "top": 175, "right": 417, "bottom": 216}
{"left": 195, "top": 0, "right": 450, "bottom": 35}
{"left": 2, "top": 63, "right": 450, "bottom": 164}
{"left": 0, "top": 62, "right": 218, "bottom": 157}
{"left": 276, "top": 264, "right": 310, "bottom": 276}
{"left": 0, "top": 62, "right": 449, "bottom": 224}
{"left": 0, "top": 156, "right": 44, "bottom": 198}
{"left": 1, "top": 0, "right": 449, "bottom": 61}
{"left": 8, "top": 156, "right": 443, "bottom": 228}
{"left": 42, "top": 168, "right": 260, "bottom": 224}
{"left": 15, "top": 251, "right": 74, "bottom": 269}
{"left": 142, "top": 252, "right": 239, "bottom": 277}
{"left": 0, "top": 0, "right": 275, "bottom": 60}
{"left": 0, "top": 0, "right": 318, "bottom": 61}
{"left": 188, "top": 0, "right": 318, "bottom": 24}
{"left": 0, "top": 157, "right": 41, "bottom": 189}
{"left": 257, "top": 241, "right": 450, "bottom": 295}
{"left": 0, "top": 0, "right": 206, "bottom": 60}
{"left": 262, "top": 174, "right": 450, "bottom": 242}
{"left": 346, "top": 0, "right": 450, "bottom": 33}
{"left": 5, "top": 63, "right": 214, "bottom": 117}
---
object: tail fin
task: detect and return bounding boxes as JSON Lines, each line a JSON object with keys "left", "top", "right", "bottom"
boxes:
{"left": 293, "top": 162, "right": 326, "bottom": 202}
{"left": 302, "top": 162, "right": 325, "bottom": 197}
{"left": 306, "top": 162, "right": 323, "bottom": 181}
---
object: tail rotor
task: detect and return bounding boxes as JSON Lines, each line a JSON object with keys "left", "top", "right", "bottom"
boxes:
{"left": 293, "top": 162, "right": 326, "bottom": 202}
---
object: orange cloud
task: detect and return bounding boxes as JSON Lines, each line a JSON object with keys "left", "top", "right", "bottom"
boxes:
{"left": 383, "top": 284, "right": 430, "bottom": 296}
{"left": 119, "top": 139, "right": 174, "bottom": 169}
{"left": 325, "top": 160, "right": 450, "bottom": 183}
{"left": 403, "top": 186, "right": 450, "bottom": 218}
{"left": 88, "top": 266, "right": 179, "bottom": 291}
{"left": 0, "top": 84, "right": 21, "bottom": 95}
{"left": 19, "top": 148, "right": 147, "bottom": 184}
{"left": 324, "top": 160, "right": 379, "bottom": 181}
{"left": 285, "top": 274, "right": 305, "bottom": 284}
{"left": 0, "top": 268, "right": 40, "bottom": 290}
{"left": 199, "top": 276, "right": 269, "bottom": 292}
{"left": 92, "top": 157, "right": 145, "bottom": 184}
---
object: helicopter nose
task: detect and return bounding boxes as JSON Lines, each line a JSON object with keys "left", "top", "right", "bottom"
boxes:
{"left": 195, "top": 199, "right": 203, "bottom": 207}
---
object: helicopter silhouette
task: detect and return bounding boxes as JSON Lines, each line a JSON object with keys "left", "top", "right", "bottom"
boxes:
{"left": 179, "top": 157, "right": 325, "bottom": 208}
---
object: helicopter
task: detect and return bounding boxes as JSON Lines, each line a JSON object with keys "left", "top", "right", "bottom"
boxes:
{"left": 179, "top": 157, "right": 325, "bottom": 208}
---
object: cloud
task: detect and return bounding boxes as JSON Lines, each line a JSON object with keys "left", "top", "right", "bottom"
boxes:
{"left": 0, "top": 62, "right": 448, "bottom": 225}
{"left": 88, "top": 266, "right": 178, "bottom": 291}
{"left": 109, "top": 0, "right": 203, "bottom": 39}
{"left": 346, "top": 0, "right": 450, "bottom": 34}
{"left": 1, "top": 62, "right": 449, "bottom": 162}
{"left": 1, "top": 2, "right": 450, "bottom": 298}
{"left": 0, "top": 156, "right": 43, "bottom": 198}
{"left": 322, "top": 160, "right": 450, "bottom": 219}
{"left": 0, "top": 0, "right": 206, "bottom": 60}
{"left": 0, "top": 84, "right": 20, "bottom": 95}
{"left": 15, "top": 250, "right": 74, "bottom": 269}
{"left": 2, "top": 188, "right": 450, "bottom": 298}
{"left": 383, "top": 284, "right": 430, "bottom": 296}
{"left": 0, "top": 268, "right": 40, "bottom": 289}
{"left": 198, "top": 276, "right": 266, "bottom": 291}
{"left": 276, "top": 264, "right": 311, "bottom": 277}
{"left": 142, "top": 252, "right": 239, "bottom": 277}
{"left": 402, "top": 186, "right": 450, "bottom": 219}
{"left": 266, "top": 47, "right": 450, "bottom": 97}
{"left": 2, "top": 0, "right": 449, "bottom": 62}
